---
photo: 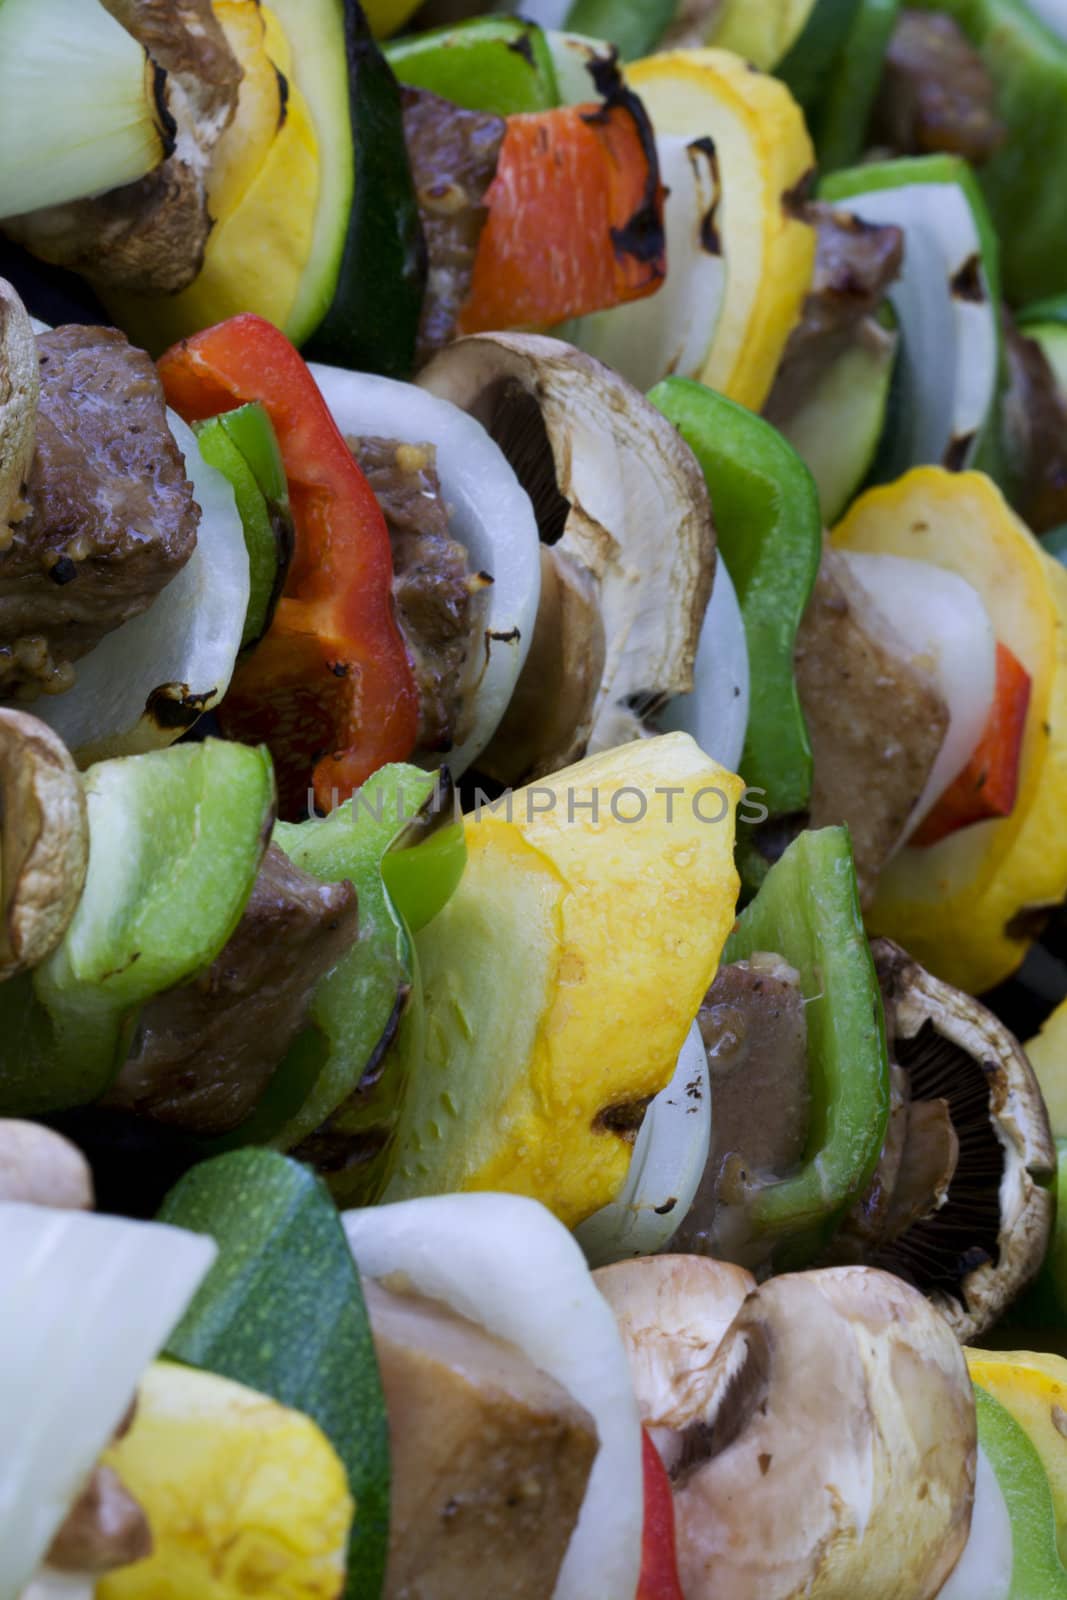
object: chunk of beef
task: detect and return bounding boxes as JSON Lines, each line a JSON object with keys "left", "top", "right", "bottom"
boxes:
{"left": 871, "top": 10, "right": 1005, "bottom": 167}
{"left": 794, "top": 547, "right": 950, "bottom": 904}
{"left": 48, "top": 1465, "right": 151, "bottom": 1575}
{"left": 672, "top": 955, "right": 810, "bottom": 1267}
{"left": 0, "top": 326, "right": 198, "bottom": 697}
{"left": 106, "top": 845, "right": 358, "bottom": 1135}
{"left": 402, "top": 88, "right": 506, "bottom": 366}
{"left": 765, "top": 205, "right": 903, "bottom": 423}
{"left": 351, "top": 434, "right": 488, "bottom": 754}
{"left": 1001, "top": 312, "right": 1067, "bottom": 534}
{"left": 7, "top": 0, "right": 241, "bottom": 294}
{"left": 366, "top": 1279, "right": 598, "bottom": 1600}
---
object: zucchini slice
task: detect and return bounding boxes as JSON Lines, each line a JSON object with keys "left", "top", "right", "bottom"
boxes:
{"left": 291, "top": 0, "right": 425, "bottom": 377}
{"left": 159, "top": 1149, "right": 391, "bottom": 1600}
{"left": 821, "top": 154, "right": 1000, "bottom": 476}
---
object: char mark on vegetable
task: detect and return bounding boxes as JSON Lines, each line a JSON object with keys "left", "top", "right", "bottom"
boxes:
{"left": 950, "top": 253, "right": 985, "bottom": 303}
{"left": 942, "top": 431, "right": 976, "bottom": 472}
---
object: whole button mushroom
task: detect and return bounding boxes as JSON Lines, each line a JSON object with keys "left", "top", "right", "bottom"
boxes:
{"left": 0, "top": 709, "right": 89, "bottom": 981}
{"left": 613, "top": 1261, "right": 977, "bottom": 1600}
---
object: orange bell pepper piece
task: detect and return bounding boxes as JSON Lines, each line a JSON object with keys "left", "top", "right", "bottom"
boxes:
{"left": 457, "top": 91, "right": 666, "bottom": 335}
{"left": 912, "top": 642, "right": 1032, "bottom": 848}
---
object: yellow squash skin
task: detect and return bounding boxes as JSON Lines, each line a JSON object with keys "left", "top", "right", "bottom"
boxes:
{"left": 1028, "top": 997, "right": 1067, "bottom": 1139}
{"left": 833, "top": 467, "right": 1067, "bottom": 994}
{"left": 98, "top": 1363, "right": 352, "bottom": 1600}
{"left": 967, "top": 1349, "right": 1067, "bottom": 1565}
{"left": 107, "top": 4, "right": 319, "bottom": 354}
{"left": 625, "top": 48, "right": 816, "bottom": 411}
{"left": 387, "top": 734, "right": 743, "bottom": 1226}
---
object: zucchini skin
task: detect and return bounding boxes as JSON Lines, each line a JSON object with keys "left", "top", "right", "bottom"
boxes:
{"left": 306, "top": 0, "right": 427, "bottom": 379}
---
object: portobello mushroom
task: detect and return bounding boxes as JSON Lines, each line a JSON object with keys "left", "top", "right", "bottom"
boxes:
{"left": 827, "top": 938, "right": 1055, "bottom": 1340}
{"left": 418, "top": 332, "right": 715, "bottom": 782}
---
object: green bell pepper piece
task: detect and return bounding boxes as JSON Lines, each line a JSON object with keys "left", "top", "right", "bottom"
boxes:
{"left": 975, "top": 1384, "right": 1067, "bottom": 1598}
{"left": 911, "top": 0, "right": 1067, "bottom": 305}
{"left": 159, "top": 1150, "right": 390, "bottom": 1600}
{"left": 723, "top": 826, "right": 891, "bottom": 1264}
{"left": 648, "top": 378, "right": 821, "bottom": 863}
{"left": 228, "top": 765, "right": 465, "bottom": 1204}
{"left": 776, "top": 0, "right": 864, "bottom": 110}
{"left": 814, "top": 0, "right": 901, "bottom": 171}
{"left": 386, "top": 18, "right": 559, "bottom": 114}
{"left": 0, "top": 741, "right": 275, "bottom": 1116}
{"left": 194, "top": 404, "right": 293, "bottom": 648}
{"left": 563, "top": 0, "right": 677, "bottom": 62}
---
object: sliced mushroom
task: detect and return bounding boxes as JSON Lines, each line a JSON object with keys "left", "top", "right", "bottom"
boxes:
{"left": 630, "top": 1264, "right": 976, "bottom": 1600}
{"left": 418, "top": 333, "right": 715, "bottom": 782}
{"left": 0, "top": 1119, "right": 93, "bottom": 1209}
{"left": 0, "top": 710, "right": 88, "bottom": 980}
{"left": 851, "top": 939, "right": 1055, "bottom": 1340}
{"left": 594, "top": 1255, "right": 754, "bottom": 1473}
{"left": 477, "top": 545, "right": 606, "bottom": 781}
{"left": 0, "top": 278, "right": 38, "bottom": 532}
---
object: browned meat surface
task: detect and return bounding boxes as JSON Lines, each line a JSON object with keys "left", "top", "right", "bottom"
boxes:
{"left": 832, "top": 1063, "right": 911, "bottom": 1256}
{"left": 106, "top": 845, "right": 358, "bottom": 1135}
{"left": 351, "top": 434, "right": 487, "bottom": 754}
{"left": 7, "top": 0, "right": 241, "bottom": 294}
{"left": 402, "top": 88, "right": 506, "bottom": 366}
{"left": 765, "top": 205, "right": 903, "bottom": 423}
{"left": 672, "top": 955, "right": 810, "bottom": 1266}
{"left": 1001, "top": 313, "right": 1067, "bottom": 534}
{"left": 0, "top": 326, "right": 198, "bottom": 697}
{"left": 366, "top": 1279, "right": 597, "bottom": 1600}
{"left": 884, "top": 1095, "right": 959, "bottom": 1236}
{"left": 871, "top": 10, "right": 1005, "bottom": 167}
{"left": 48, "top": 1465, "right": 151, "bottom": 1575}
{"left": 794, "top": 547, "right": 950, "bottom": 904}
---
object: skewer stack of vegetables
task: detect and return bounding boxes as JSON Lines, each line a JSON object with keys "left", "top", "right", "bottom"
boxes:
{"left": 7, "top": 0, "right": 1067, "bottom": 1594}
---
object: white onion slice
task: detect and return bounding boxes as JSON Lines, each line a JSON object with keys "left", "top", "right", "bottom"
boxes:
{"left": 19, "top": 1571, "right": 95, "bottom": 1600}
{"left": 657, "top": 552, "right": 749, "bottom": 774}
{"left": 838, "top": 551, "right": 996, "bottom": 841}
{"left": 508, "top": 0, "right": 573, "bottom": 29}
{"left": 566, "top": 134, "right": 725, "bottom": 390}
{"left": 0, "top": 1204, "right": 216, "bottom": 1597}
{"left": 309, "top": 363, "right": 542, "bottom": 778}
{"left": 343, "top": 1193, "right": 643, "bottom": 1600}
{"left": 575, "top": 1020, "right": 710, "bottom": 1266}
{"left": 29, "top": 414, "right": 249, "bottom": 765}
{"left": 830, "top": 182, "right": 997, "bottom": 473}
{"left": 1025, "top": 0, "right": 1067, "bottom": 40}
{"left": 935, "top": 1446, "right": 1012, "bottom": 1600}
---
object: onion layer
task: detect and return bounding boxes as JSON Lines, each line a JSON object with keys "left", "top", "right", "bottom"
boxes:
{"left": 343, "top": 1192, "right": 643, "bottom": 1600}
{"left": 657, "top": 552, "right": 749, "bottom": 776}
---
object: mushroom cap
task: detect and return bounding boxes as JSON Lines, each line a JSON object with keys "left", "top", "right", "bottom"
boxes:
{"left": 871, "top": 938, "right": 1054, "bottom": 1339}
{"left": 671, "top": 1265, "right": 976, "bottom": 1600}
{"left": 0, "top": 1119, "right": 93, "bottom": 1210}
{"left": 0, "top": 277, "right": 39, "bottom": 527}
{"left": 594, "top": 1255, "right": 754, "bottom": 1441}
{"left": 417, "top": 333, "right": 715, "bottom": 772}
{"left": 0, "top": 709, "right": 88, "bottom": 980}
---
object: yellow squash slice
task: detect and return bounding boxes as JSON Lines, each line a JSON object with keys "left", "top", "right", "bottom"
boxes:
{"left": 967, "top": 1349, "right": 1067, "bottom": 1565}
{"left": 386, "top": 733, "right": 743, "bottom": 1226}
{"left": 1027, "top": 998, "right": 1067, "bottom": 1140}
{"left": 108, "top": 4, "right": 319, "bottom": 354}
{"left": 98, "top": 1362, "right": 352, "bottom": 1600}
{"left": 833, "top": 468, "right": 1067, "bottom": 994}
{"left": 625, "top": 48, "right": 816, "bottom": 411}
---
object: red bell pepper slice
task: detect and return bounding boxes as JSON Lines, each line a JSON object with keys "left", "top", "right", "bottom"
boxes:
{"left": 911, "top": 642, "right": 1032, "bottom": 848}
{"left": 158, "top": 315, "right": 418, "bottom": 818}
{"left": 638, "top": 1428, "right": 685, "bottom": 1600}
{"left": 457, "top": 92, "right": 665, "bottom": 335}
